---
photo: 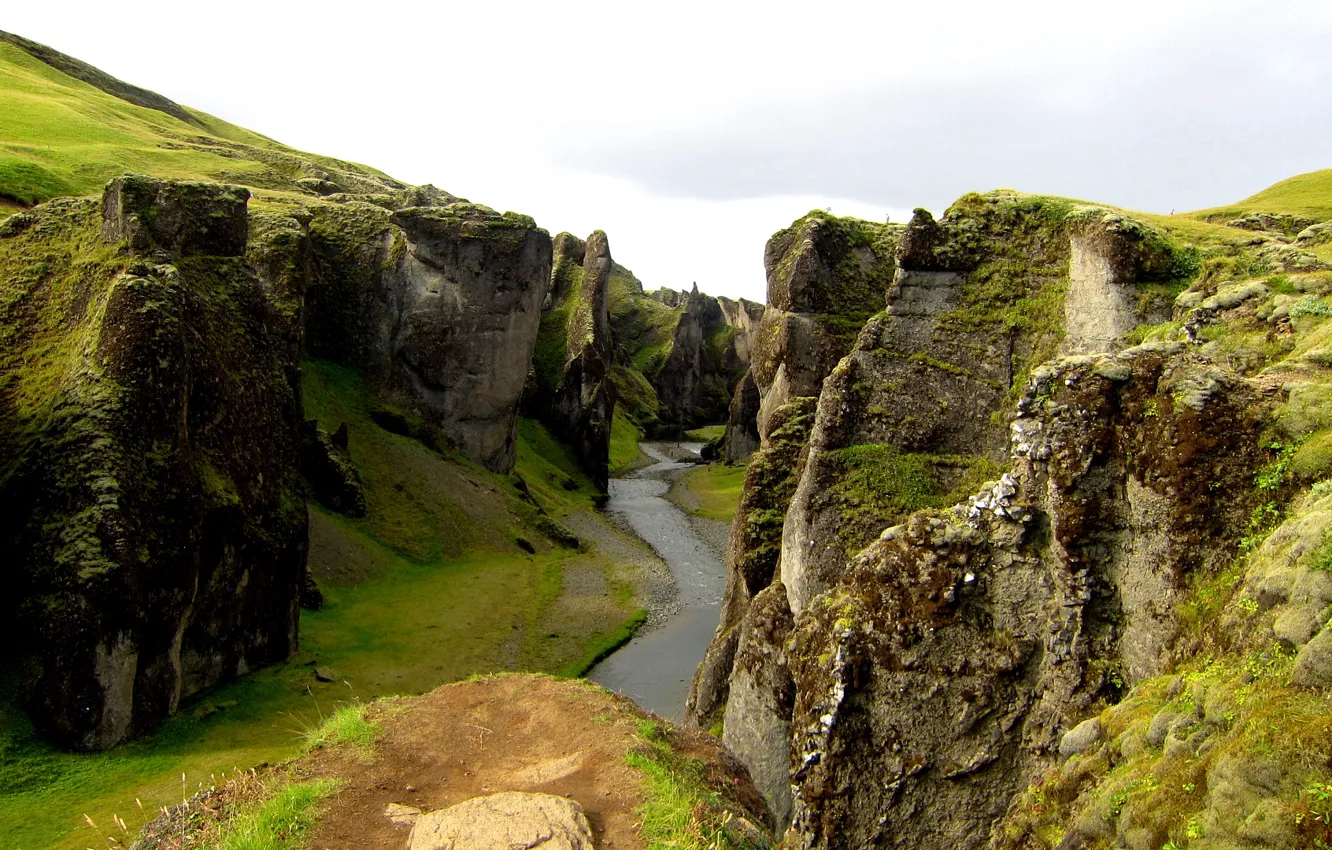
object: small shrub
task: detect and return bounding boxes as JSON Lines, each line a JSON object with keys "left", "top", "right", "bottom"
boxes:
{"left": 1289, "top": 295, "right": 1332, "bottom": 319}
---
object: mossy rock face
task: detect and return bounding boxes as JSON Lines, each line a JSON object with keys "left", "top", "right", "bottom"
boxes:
{"left": 101, "top": 175, "right": 250, "bottom": 259}
{"left": 685, "top": 397, "right": 816, "bottom": 729}
{"left": 525, "top": 231, "right": 616, "bottom": 490}
{"left": 0, "top": 180, "right": 306, "bottom": 750}
{"left": 304, "top": 199, "right": 552, "bottom": 473}
{"left": 773, "top": 350, "right": 1269, "bottom": 850}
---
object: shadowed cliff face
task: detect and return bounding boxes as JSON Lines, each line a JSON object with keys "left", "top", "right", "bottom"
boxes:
{"left": 0, "top": 176, "right": 554, "bottom": 749}
{"left": 0, "top": 177, "right": 306, "bottom": 749}
{"left": 552, "top": 230, "right": 615, "bottom": 490}
{"left": 652, "top": 287, "right": 764, "bottom": 432}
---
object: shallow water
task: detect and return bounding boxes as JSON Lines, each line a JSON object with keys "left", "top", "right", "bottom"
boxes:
{"left": 589, "top": 443, "right": 727, "bottom": 721}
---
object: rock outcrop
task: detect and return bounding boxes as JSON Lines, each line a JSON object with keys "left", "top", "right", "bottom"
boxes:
{"left": 721, "top": 371, "right": 761, "bottom": 462}
{"left": 653, "top": 288, "right": 765, "bottom": 431}
{"left": 552, "top": 231, "right": 615, "bottom": 490}
{"left": 695, "top": 194, "right": 1217, "bottom": 844}
{"left": 747, "top": 210, "right": 898, "bottom": 444}
{"left": 305, "top": 201, "right": 552, "bottom": 473}
{"left": 689, "top": 210, "right": 899, "bottom": 729}
{"left": 779, "top": 348, "right": 1266, "bottom": 849}
{"left": 528, "top": 231, "right": 615, "bottom": 489}
{"left": 0, "top": 177, "right": 307, "bottom": 749}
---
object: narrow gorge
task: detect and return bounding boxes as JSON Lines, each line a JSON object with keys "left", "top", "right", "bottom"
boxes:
{"left": 2, "top": 24, "right": 1332, "bottom": 850}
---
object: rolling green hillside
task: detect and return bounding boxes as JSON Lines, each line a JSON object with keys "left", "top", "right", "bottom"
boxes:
{"left": 1191, "top": 169, "right": 1332, "bottom": 222}
{"left": 0, "top": 31, "right": 404, "bottom": 208}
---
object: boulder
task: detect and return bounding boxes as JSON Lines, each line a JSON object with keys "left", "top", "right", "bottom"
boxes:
{"left": 102, "top": 175, "right": 249, "bottom": 258}
{"left": 409, "top": 792, "right": 594, "bottom": 850}
{"left": 1059, "top": 718, "right": 1103, "bottom": 756}
{"left": 1292, "top": 625, "right": 1332, "bottom": 689}
{"left": 299, "top": 421, "right": 366, "bottom": 516}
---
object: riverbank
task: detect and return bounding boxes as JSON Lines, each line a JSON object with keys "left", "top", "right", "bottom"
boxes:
{"left": 588, "top": 444, "right": 730, "bottom": 722}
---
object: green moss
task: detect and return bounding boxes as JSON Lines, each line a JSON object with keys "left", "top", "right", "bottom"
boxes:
{"left": 609, "top": 362, "right": 661, "bottom": 429}
{"left": 607, "top": 264, "right": 680, "bottom": 380}
{"left": 822, "top": 445, "right": 1002, "bottom": 554}
{"left": 734, "top": 398, "right": 818, "bottom": 586}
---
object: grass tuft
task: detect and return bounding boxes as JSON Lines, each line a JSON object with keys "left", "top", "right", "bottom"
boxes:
{"left": 303, "top": 703, "right": 381, "bottom": 757}
{"left": 215, "top": 778, "right": 340, "bottom": 850}
{"left": 626, "top": 721, "right": 770, "bottom": 850}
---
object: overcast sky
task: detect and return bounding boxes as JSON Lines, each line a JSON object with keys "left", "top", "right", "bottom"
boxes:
{"left": 7, "top": 1, "right": 1332, "bottom": 301}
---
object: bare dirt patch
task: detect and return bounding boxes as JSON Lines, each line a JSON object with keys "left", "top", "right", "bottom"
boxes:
{"left": 303, "top": 676, "right": 652, "bottom": 849}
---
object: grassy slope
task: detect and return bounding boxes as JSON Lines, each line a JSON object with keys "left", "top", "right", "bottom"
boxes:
{"left": 0, "top": 360, "right": 644, "bottom": 850}
{"left": 0, "top": 41, "right": 394, "bottom": 206}
{"left": 677, "top": 463, "right": 748, "bottom": 523}
{"left": 1190, "top": 169, "right": 1332, "bottom": 222}
{"left": 610, "top": 409, "right": 647, "bottom": 474}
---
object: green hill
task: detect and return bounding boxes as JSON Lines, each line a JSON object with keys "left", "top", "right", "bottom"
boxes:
{"left": 1189, "top": 168, "right": 1332, "bottom": 222}
{"left": 0, "top": 30, "right": 405, "bottom": 208}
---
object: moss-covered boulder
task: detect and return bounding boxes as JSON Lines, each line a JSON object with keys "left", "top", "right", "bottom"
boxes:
{"left": 0, "top": 178, "right": 306, "bottom": 749}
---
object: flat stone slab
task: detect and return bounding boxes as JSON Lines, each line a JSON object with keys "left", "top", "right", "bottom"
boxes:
{"left": 409, "top": 791, "right": 594, "bottom": 850}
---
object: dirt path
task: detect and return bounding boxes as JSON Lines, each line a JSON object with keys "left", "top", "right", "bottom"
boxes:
{"left": 304, "top": 676, "right": 649, "bottom": 849}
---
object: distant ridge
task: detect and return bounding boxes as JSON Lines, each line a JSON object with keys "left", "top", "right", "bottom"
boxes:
{"left": 0, "top": 28, "right": 203, "bottom": 127}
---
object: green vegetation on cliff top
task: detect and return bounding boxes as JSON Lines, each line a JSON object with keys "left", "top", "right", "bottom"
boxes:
{"left": 1191, "top": 169, "right": 1332, "bottom": 222}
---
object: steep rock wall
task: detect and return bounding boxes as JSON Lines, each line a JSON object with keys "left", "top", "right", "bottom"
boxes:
{"left": 551, "top": 230, "right": 615, "bottom": 490}
{"left": 702, "top": 194, "right": 1208, "bottom": 839}
{"left": 781, "top": 348, "right": 1267, "bottom": 848}
{"left": 641, "top": 286, "right": 764, "bottom": 432}
{"left": 0, "top": 177, "right": 306, "bottom": 749}
{"left": 688, "top": 211, "right": 898, "bottom": 730}
{"left": 525, "top": 230, "right": 616, "bottom": 488}
{"left": 305, "top": 200, "right": 552, "bottom": 473}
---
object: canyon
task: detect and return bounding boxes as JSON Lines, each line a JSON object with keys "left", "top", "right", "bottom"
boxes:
{"left": 3, "top": 26, "right": 1332, "bottom": 850}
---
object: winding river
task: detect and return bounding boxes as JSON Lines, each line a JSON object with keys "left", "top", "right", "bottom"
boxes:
{"left": 589, "top": 443, "right": 727, "bottom": 722}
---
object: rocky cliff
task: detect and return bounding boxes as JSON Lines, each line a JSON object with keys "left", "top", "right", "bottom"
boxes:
{"left": 652, "top": 285, "right": 765, "bottom": 432}
{"left": 0, "top": 168, "right": 554, "bottom": 747}
{"left": 0, "top": 178, "right": 307, "bottom": 749}
{"left": 528, "top": 231, "right": 615, "bottom": 489}
{"left": 684, "top": 192, "right": 1311, "bottom": 848}
{"left": 689, "top": 209, "right": 901, "bottom": 729}
{"left": 304, "top": 199, "right": 551, "bottom": 473}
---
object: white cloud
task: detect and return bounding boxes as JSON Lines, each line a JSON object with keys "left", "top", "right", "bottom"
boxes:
{"left": 5, "top": 0, "right": 1331, "bottom": 300}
